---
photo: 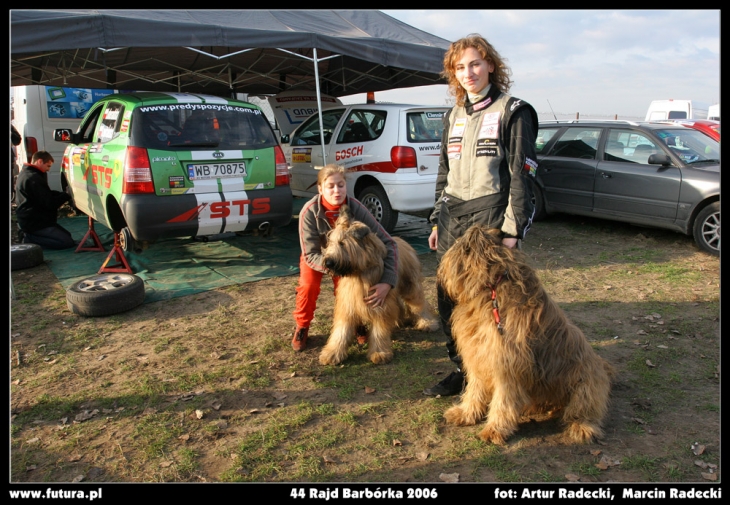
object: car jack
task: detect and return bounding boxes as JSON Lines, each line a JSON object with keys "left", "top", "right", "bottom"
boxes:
{"left": 98, "top": 231, "right": 133, "bottom": 274}
{"left": 75, "top": 216, "right": 106, "bottom": 253}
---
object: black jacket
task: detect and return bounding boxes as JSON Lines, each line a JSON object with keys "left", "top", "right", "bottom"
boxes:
{"left": 15, "top": 165, "right": 70, "bottom": 232}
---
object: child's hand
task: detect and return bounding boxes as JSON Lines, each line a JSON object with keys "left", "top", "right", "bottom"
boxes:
{"left": 365, "top": 283, "right": 391, "bottom": 308}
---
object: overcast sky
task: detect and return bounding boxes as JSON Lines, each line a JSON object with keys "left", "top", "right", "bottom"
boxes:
{"left": 342, "top": 10, "right": 720, "bottom": 119}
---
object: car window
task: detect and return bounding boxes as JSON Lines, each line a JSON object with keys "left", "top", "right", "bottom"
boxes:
{"left": 337, "top": 110, "right": 387, "bottom": 144}
{"left": 606, "top": 129, "right": 659, "bottom": 164}
{"left": 97, "top": 102, "right": 126, "bottom": 143}
{"left": 535, "top": 127, "right": 560, "bottom": 153}
{"left": 78, "top": 106, "right": 104, "bottom": 144}
{"left": 406, "top": 111, "right": 445, "bottom": 142}
{"left": 131, "top": 104, "right": 277, "bottom": 150}
{"left": 655, "top": 128, "right": 720, "bottom": 163}
{"left": 547, "top": 127, "right": 602, "bottom": 159}
{"left": 290, "top": 109, "right": 344, "bottom": 146}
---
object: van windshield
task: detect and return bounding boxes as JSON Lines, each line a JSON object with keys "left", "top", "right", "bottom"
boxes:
{"left": 131, "top": 104, "right": 277, "bottom": 151}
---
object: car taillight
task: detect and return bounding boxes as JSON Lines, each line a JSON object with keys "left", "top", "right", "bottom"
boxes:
{"left": 122, "top": 146, "right": 155, "bottom": 194}
{"left": 25, "top": 137, "right": 38, "bottom": 163}
{"left": 390, "top": 146, "right": 417, "bottom": 169}
{"left": 275, "top": 145, "right": 290, "bottom": 186}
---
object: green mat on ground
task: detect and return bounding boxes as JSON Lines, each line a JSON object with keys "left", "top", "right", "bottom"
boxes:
{"left": 43, "top": 198, "right": 434, "bottom": 304}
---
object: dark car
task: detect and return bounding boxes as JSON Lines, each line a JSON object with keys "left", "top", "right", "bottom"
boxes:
{"left": 532, "top": 120, "right": 720, "bottom": 255}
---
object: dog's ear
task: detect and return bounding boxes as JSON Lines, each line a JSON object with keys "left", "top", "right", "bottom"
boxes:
{"left": 347, "top": 222, "right": 370, "bottom": 241}
{"left": 334, "top": 204, "right": 352, "bottom": 228}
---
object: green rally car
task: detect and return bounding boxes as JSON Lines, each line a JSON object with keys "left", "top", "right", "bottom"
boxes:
{"left": 54, "top": 92, "right": 292, "bottom": 252}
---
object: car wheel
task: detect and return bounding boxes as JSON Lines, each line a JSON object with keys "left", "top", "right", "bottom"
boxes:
{"left": 119, "top": 227, "right": 140, "bottom": 253}
{"left": 531, "top": 181, "right": 547, "bottom": 221}
{"left": 62, "top": 176, "right": 82, "bottom": 215}
{"left": 11, "top": 243, "right": 44, "bottom": 271}
{"left": 692, "top": 202, "right": 720, "bottom": 256}
{"left": 358, "top": 185, "right": 399, "bottom": 233}
{"left": 66, "top": 273, "right": 145, "bottom": 317}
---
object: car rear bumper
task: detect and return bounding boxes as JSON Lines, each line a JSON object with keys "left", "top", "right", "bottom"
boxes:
{"left": 120, "top": 186, "right": 293, "bottom": 242}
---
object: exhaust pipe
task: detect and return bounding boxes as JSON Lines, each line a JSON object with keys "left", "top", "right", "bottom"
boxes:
{"left": 258, "top": 222, "right": 270, "bottom": 231}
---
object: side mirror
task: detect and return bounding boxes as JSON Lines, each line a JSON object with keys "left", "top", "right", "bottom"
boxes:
{"left": 53, "top": 129, "right": 74, "bottom": 143}
{"left": 280, "top": 134, "right": 290, "bottom": 145}
{"left": 648, "top": 153, "right": 672, "bottom": 166}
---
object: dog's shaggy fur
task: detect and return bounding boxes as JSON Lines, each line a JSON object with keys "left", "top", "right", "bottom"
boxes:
{"left": 437, "top": 226, "right": 613, "bottom": 444}
{"left": 319, "top": 206, "right": 439, "bottom": 366}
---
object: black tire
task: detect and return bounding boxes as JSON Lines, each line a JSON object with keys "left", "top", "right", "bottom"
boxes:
{"left": 358, "top": 184, "right": 399, "bottom": 233}
{"left": 62, "top": 176, "right": 83, "bottom": 215}
{"left": 119, "top": 227, "right": 140, "bottom": 253}
{"left": 66, "top": 273, "right": 145, "bottom": 317}
{"left": 11, "top": 243, "right": 44, "bottom": 271}
{"left": 692, "top": 202, "right": 720, "bottom": 256}
{"left": 531, "top": 181, "right": 547, "bottom": 221}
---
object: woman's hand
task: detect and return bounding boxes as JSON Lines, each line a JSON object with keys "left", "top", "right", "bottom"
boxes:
{"left": 428, "top": 228, "right": 438, "bottom": 251}
{"left": 502, "top": 237, "right": 518, "bottom": 249}
{"left": 365, "top": 283, "right": 392, "bottom": 308}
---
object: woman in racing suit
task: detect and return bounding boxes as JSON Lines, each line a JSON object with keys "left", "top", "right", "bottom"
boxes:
{"left": 423, "top": 33, "right": 539, "bottom": 397}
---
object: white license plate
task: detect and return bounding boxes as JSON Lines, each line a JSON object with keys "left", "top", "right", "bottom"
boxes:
{"left": 187, "top": 162, "right": 246, "bottom": 180}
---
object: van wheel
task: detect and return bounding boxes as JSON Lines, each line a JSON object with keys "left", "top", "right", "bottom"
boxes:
{"left": 66, "top": 273, "right": 145, "bottom": 317}
{"left": 358, "top": 185, "right": 399, "bottom": 233}
{"left": 11, "top": 243, "right": 44, "bottom": 271}
{"left": 692, "top": 202, "right": 720, "bottom": 256}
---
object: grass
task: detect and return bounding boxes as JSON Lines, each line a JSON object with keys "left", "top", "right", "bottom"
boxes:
{"left": 10, "top": 216, "right": 719, "bottom": 485}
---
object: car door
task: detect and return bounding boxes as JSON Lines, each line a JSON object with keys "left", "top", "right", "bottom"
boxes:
{"left": 593, "top": 128, "right": 681, "bottom": 223}
{"left": 537, "top": 126, "right": 602, "bottom": 214}
{"left": 288, "top": 108, "right": 346, "bottom": 196}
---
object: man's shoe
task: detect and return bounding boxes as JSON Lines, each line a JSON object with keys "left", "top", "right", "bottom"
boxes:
{"left": 356, "top": 325, "right": 368, "bottom": 345}
{"left": 292, "top": 327, "right": 309, "bottom": 352}
{"left": 423, "top": 370, "right": 465, "bottom": 396}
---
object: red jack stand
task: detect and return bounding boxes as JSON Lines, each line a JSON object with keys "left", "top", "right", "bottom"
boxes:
{"left": 76, "top": 216, "right": 106, "bottom": 253}
{"left": 98, "top": 231, "right": 134, "bottom": 274}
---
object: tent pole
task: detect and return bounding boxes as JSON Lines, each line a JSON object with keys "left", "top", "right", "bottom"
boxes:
{"left": 313, "top": 48, "right": 327, "bottom": 165}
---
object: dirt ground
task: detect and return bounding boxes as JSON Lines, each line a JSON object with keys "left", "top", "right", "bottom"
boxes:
{"left": 10, "top": 209, "right": 720, "bottom": 485}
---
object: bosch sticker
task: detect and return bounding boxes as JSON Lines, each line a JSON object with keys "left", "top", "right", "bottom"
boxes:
{"left": 448, "top": 144, "right": 462, "bottom": 160}
{"left": 336, "top": 145, "right": 363, "bottom": 161}
{"left": 169, "top": 176, "right": 185, "bottom": 188}
{"left": 479, "top": 112, "right": 501, "bottom": 139}
{"left": 524, "top": 157, "right": 538, "bottom": 177}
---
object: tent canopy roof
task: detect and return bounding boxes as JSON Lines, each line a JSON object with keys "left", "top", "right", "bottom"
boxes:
{"left": 11, "top": 9, "right": 451, "bottom": 97}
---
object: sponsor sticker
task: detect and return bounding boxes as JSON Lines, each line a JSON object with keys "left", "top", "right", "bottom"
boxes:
{"left": 448, "top": 144, "right": 462, "bottom": 160}
{"left": 510, "top": 99, "right": 523, "bottom": 112}
{"left": 292, "top": 148, "right": 312, "bottom": 163}
{"left": 479, "top": 112, "right": 501, "bottom": 139}
{"left": 451, "top": 117, "right": 467, "bottom": 137}
{"left": 476, "top": 138, "right": 499, "bottom": 157}
{"left": 473, "top": 97, "right": 492, "bottom": 111}
{"left": 120, "top": 118, "right": 130, "bottom": 133}
{"left": 169, "top": 176, "right": 185, "bottom": 188}
{"left": 524, "top": 157, "right": 538, "bottom": 177}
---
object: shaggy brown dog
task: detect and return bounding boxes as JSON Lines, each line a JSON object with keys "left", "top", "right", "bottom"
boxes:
{"left": 437, "top": 226, "right": 613, "bottom": 444}
{"left": 319, "top": 207, "right": 439, "bottom": 366}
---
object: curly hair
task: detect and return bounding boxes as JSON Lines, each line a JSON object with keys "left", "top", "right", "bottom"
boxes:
{"left": 441, "top": 34, "right": 513, "bottom": 107}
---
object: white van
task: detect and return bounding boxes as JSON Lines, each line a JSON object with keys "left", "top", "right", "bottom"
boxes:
{"left": 707, "top": 104, "right": 720, "bottom": 121}
{"left": 11, "top": 85, "right": 117, "bottom": 190}
{"left": 267, "top": 89, "right": 343, "bottom": 137}
{"left": 281, "top": 103, "right": 447, "bottom": 232}
{"left": 644, "top": 99, "right": 710, "bottom": 122}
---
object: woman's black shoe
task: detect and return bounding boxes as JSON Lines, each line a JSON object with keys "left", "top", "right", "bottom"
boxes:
{"left": 423, "top": 370, "right": 465, "bottom": 396}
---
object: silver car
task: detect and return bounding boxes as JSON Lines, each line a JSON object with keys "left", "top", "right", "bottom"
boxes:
{"left": 532, "top": 120, "right": 720, "bottom": 255}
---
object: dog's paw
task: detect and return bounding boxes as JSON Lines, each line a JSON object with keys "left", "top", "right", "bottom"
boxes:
{"left": 566, "top": 423, "right": 601, "bottom": 444}
{"left": 414, "top": 318, "right": 440, "bottom": 332}
{"left": 319, "top": 349, "right": 345, "bottom": 366}
{"left": 368, "top": 351, "right": 393, "bottom": 365}
{"left": 444, "top": 406, "right": 476, "bottom": 426}
{"left": 477, "top": 425, "right": 508, "bottom": 445}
